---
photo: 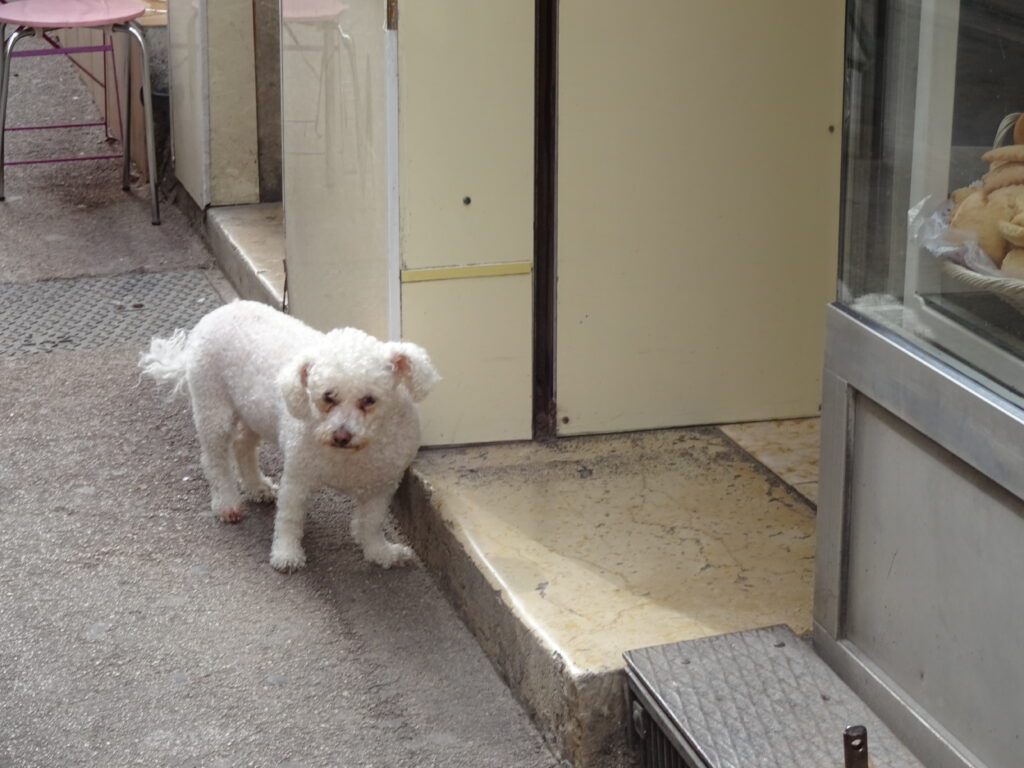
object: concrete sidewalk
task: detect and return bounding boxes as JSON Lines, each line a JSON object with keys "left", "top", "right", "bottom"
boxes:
{"left": 0, "top": 46, "right": 558, "bottom": 768}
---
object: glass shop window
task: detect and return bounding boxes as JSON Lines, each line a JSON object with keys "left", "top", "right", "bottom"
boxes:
{"left": 841, "top": 0, "right": 1024, "bottom": 405}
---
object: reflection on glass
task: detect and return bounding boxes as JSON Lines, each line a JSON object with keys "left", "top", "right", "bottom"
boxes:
{"left": 281, "top": 0, "right": 390, "bottom": 336}
{"left": 282, "top": 0, "right": 366, "bottom": 186}
{"left": 841, "top": 0, "right": 1024, "bottom": 403}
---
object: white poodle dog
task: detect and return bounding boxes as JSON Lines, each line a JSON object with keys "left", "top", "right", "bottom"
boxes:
{"left": 140, "top": 300, "right": 439, "bottom": 573}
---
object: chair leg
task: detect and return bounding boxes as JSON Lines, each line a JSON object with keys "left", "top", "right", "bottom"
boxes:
{"left": 322, "top": 24, "right": 335, "bottom": 187}
{"left": 121, "top": 26, "right": 132, "bottom": 191}
{"left": 339, "top": 25, "right": 364, "bottom": 177}
{"left": 0, "top": 27, "right": 32, "bottom": 202}
{"left": 125, "top": 20, "right": 159, "bottom": 225}
{"left": 0, "top": 23, "right": 5, "bottom": 199}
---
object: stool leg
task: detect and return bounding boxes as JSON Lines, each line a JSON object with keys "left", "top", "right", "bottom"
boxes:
{"left": 322, "top": 24, "right": 335, "bottom": 187}
{"left": 121, "top": 26, "right": 132, "bottom": 191}
{"left": 0, "top": 27, "right": 32, "bottom": 202}
{"left": 0, "top": 23, "right": 5, "bottom": 200}
{"left": 126, "top": 21, "right": 159, "bottom": 225}
{"left": 339, "top": 25, "right": 363, "bottom": 177}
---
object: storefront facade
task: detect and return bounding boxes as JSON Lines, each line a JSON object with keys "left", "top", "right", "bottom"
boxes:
{"left": 817, "top": 2, "right": 1024, "bottom": 766}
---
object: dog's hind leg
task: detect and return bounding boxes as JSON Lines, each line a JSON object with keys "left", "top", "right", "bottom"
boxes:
{"left": 350, "top": 491, "right": 414, "bottom": 568}
{"left": 193, "top": 402, "right": 246, "bottom": 524}
{"left": 233, "top": 424, "right": 277, "bottom": 503}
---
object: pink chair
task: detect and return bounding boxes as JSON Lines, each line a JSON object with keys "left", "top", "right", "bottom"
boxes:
{"left": 0, "top": 0, "right": 159, "bottom": 224}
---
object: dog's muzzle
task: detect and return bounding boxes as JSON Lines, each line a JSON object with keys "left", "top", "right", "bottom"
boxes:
{"left": 331, "top": 428, "right": 354, "bottom": 448}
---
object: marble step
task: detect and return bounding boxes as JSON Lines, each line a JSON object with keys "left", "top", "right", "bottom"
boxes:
{"left": 206, "top": 202, "right": 285, "bottom": 308}
{"left": 395, "top": 426, "right": 818, "bottom": 768}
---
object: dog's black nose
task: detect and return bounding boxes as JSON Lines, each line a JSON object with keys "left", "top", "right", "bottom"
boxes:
{"left": 332, "top": 429, "right": 353, "bottom": 448}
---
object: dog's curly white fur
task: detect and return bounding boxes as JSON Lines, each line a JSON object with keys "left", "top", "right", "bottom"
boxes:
{"left": 140, "top": 301, "right": 439, "bottom": 573}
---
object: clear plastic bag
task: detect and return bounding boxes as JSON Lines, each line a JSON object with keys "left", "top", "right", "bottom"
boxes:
{"left": 907, "top": 193, "right": 1003, "bottom": 277}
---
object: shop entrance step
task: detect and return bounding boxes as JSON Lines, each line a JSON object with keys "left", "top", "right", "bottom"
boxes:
{"left": 395, "top": 430, "right": 817, "bottom": 767}
{"left": 624, "top": 625, "right": 924, "bottom": 768}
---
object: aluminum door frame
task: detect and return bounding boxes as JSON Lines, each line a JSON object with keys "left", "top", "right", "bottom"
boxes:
{"left": 814, "top": 303, "right": 1024, "bottom": 768}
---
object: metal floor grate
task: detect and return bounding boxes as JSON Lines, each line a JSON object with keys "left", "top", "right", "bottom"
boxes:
{"left": 624, "top": 625, "right": 924, "bottom": 768}
{"left": 0, "top": 270, "right": 223, "bottom": 357}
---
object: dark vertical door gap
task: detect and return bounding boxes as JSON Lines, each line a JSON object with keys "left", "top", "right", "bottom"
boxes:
{"left": 533, "top": 0, "right": 558, "bottom": 439}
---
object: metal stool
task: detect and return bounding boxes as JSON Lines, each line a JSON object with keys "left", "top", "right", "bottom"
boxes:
{"left": 0, "top": 0, "right": 159, "bottom": 224}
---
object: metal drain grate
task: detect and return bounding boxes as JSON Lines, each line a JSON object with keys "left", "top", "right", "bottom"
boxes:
{"left": 629, "top": 699, "right": 690, "bottom": 768}
{"left": 0, "top": 270, "right": 223, "bottom": 357}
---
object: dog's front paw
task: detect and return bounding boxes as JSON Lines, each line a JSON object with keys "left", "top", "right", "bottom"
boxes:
{"left": 219, "top": 505, "right": 245, "bottom": 524}
{"left": 243, "top": 481, "right": 278, "bottom": 504}
{"left": 365, "top": 542, "right": 415, "bottom": 569}
{"left": 270, "top": 541, "right": 307, "bottom": 573}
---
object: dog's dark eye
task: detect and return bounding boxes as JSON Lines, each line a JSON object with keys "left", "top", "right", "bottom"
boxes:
{"left": 358, "top": 396, "right": 376, "bottom": 410}
{"left": 322, "top": 392, "right": 337, "bottom": 406}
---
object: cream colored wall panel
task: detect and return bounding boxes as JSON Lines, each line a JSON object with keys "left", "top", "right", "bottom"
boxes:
{"left": 398, "top": 0, "right": 534, "bottom": 269}
{"left": 282, "top": 2, "right": 391, "bottom": 336}
{"left": 207, "top": 0, "right": 259, "bottom": 205}
{"left": 556, "top": 0, "right": 844, "bottom": 435}
{"left": 402, "top": 275, "right": 533, "bottom": 445}
{"left": 168, "top": 0, "right": 206, "bottom": 206}
{"left": 396, "top": 0, "right": 535, "bottom": 445}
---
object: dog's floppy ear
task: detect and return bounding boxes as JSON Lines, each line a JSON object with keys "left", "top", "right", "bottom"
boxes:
{"left": 278, "top": 354, "right": 314, "bottom": 419}
{"left": 386, "top": 342, "right": 440, "bottom": 403}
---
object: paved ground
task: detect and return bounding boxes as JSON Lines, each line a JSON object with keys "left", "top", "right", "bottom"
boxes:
{"left": 0, "top": 38, "right": 205, "bottom": 283}
{"left": 0, "top": 42, "right": 559, "bottom": 768}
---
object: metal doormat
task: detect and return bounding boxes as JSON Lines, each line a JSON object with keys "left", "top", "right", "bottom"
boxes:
{"left": 0, "top": 270, "right": 223, "bottom": 358}
{"left": 624, "top": 625, "right": 924, "bottom": 768}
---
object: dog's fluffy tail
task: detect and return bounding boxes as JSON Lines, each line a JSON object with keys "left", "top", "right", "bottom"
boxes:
{"left": 139, "top": 329, "right": 190, "bottom": 398}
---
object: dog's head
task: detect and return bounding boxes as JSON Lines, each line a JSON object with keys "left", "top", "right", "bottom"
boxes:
{"left": 277, "top": 328, "right": 439, "bottom": 450}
